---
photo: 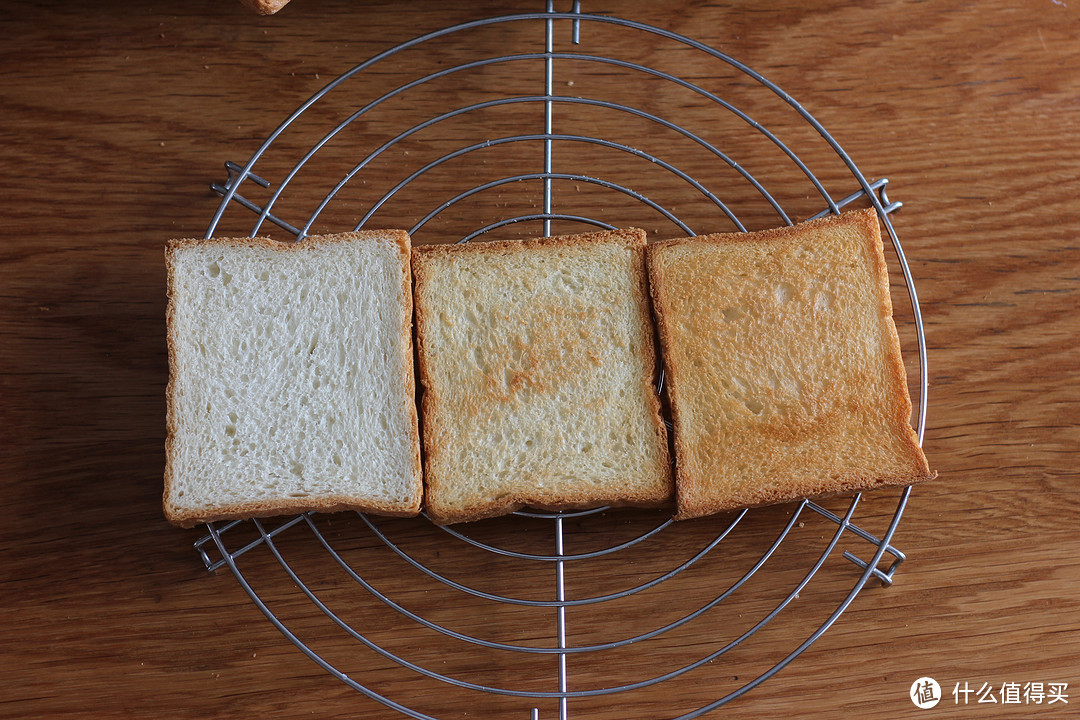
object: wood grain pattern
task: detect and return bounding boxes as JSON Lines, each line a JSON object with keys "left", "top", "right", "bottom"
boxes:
{"left": 2, "top": 1, "right": 1078, "bottom": 718}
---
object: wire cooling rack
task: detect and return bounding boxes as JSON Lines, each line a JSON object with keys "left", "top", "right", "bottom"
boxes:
{"left": 194, "top": 3, "right": 929, "bottom": 718}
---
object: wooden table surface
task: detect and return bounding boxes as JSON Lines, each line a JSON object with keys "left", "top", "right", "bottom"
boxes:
{"left": 3, "top": 1, "right": 1078, "bottom": 718}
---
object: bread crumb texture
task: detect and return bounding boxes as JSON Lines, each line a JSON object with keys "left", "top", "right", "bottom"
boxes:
{"left": 414, "top": 230, "right": 672, "bottom": 524}
{"left": 649, "top": 210, "right": 933, "bottom": 520}
{"left": 164, "top": 233, "right": 421, "bottom": 527}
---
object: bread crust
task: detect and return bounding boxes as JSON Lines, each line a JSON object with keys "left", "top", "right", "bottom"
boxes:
{"left": 413, "top": 227, "right": 648, "bottom": 259}
{"left": 163, "top": 231, "right": 422, "bottom": 528}
{"left": 648, "top": 209, "right": 934, "bottom": 520}
{"left": 413, "top": 229, "right": 672, "bottom": 524}
{"left": 235, "top": 0, "right": 292, "bottom": 15}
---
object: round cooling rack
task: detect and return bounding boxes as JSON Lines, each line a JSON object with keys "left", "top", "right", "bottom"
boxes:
{"left": 194, "top": 4, "right": 929, "bottom": 718}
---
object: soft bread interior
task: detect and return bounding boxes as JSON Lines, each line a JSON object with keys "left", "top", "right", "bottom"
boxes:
{"left": 414, "top": 230, "right": 672, "bottom": 524}
{"left": 164, "top": 234, "right": 420, "bottom": 526}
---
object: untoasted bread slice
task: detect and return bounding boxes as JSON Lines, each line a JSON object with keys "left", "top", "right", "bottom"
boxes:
{"left": 413, "top": 229, "right": 673, "bottom": 524}
{"left": 164, "top": 231, "right": 422, "bottom": 528}
{"left": 648, "top": 209, "right": 934, "bottom": 520}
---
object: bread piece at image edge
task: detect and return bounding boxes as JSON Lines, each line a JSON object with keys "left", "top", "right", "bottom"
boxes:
{"left": 163, "top": 231, "right": 422, "bottom": 528}
{"left": 413, "top": 229, "right": 673, "bottom": 524}
{"left": 648, "top": 209, "right": 935, "bottom": 520}
{"left": 236, "top": 0, "right": 292, "bottom": 15}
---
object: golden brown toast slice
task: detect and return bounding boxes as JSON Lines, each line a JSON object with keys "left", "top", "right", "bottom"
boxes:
{"left": 647, "top": 209, "right": 934, "bottom": 519}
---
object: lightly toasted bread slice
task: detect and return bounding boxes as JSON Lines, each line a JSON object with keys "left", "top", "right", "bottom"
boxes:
{"left": 163, "top": 231, "right": 422, "bottom": 528}
{"left": 647, "top": 209, "right": 934, "bottom": 520}
{"left": 413, "top": 229, "right": 673, "bottom": 524}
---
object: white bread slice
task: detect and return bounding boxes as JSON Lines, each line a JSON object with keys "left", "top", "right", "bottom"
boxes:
{"left": 413, "top": 229, "right": 673, "bottom": 524}
{"left": 647, "top": 209, "right": 935, "bottom": 520}
{"left": 163, "top": 232, "right": 422, "bottom": 528}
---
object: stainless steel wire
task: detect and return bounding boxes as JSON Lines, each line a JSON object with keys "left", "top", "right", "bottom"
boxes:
{"left": 199, "top": 4, "right": 929, "bottom": 718}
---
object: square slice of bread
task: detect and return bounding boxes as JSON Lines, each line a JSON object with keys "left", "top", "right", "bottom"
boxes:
{"left": 648, "top": 209, "right": 934, "bottom": 520}
{"left": 413, "top": 229, "right": 673, "bottom": 524}
{"left": 163, "top": 231, "right": 422, "bottom": 528}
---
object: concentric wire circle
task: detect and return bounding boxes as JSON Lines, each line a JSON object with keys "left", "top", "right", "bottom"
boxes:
{"left": 202, "top": 6, "right": 926, "bottom": 719}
